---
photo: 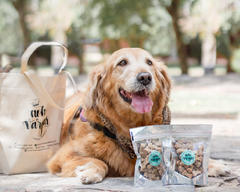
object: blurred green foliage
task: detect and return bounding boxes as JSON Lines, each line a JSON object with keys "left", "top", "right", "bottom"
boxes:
{"left": 85, "top": 0, "right": 174, "bottom": 55}
{"left": 0, "top": 0, "right": 240, "bottom": 74}
{"left": 0, "top": 0, "right": 22, "bottom": 55}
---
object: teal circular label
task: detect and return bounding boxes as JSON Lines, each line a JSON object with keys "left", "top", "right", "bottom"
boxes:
{"left": 149, "top": 151, "right": 162, "bottom": 166}
{"left": 181, "top": 150, "right": 195, "bottom": 165}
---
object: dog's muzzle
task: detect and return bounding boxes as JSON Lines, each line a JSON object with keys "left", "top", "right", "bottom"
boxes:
{"left": 119, "top": 72, "right": 154, "bottom": 114}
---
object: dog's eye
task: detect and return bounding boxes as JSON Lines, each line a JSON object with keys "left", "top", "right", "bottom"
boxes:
{"left": 118, "top": 60, "right": 127, "bottom": 66}
{"left": 146, "top": 60, "right": 153, "bottom": 66}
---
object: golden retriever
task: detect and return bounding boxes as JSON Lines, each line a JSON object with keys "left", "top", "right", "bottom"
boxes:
{"left": 47, "top": 48, "right": 230, "bottom": 184}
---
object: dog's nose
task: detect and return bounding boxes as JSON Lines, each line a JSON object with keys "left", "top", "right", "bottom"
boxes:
{"left": 137, "top": 72, "right": 152, "bottom": 86}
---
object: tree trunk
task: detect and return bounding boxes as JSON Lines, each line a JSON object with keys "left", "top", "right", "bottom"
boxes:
{"left": 78, "top": 43, "right": 85, "bottom": 74}
{"left": 51, "top": 25, "right": 67, "bottom": 74}
{"left": 201, "top": 31, "right": 216, "bottom": 75}
{"left": 226, "top": 56, "right": 234, "bottom": 73}
{"left": 12, "top": 0, "right": 31, "bottom": 50}
{"left": 166, "top": 0, "right": 188, "bottom": 74}
{"left": 226, "top": 35, "right": 235, "bottom": 73}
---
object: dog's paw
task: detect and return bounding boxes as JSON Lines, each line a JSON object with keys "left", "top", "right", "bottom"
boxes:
{"left": 75, "top": 162, "right": 105, "bottom": 184}
{"left": 208, "top": 159, "right": 231, "bottom": 177}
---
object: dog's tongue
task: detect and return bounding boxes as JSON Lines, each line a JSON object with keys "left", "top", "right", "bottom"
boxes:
{"left": 131, "top": 91, "right": 153, "bottom": 114}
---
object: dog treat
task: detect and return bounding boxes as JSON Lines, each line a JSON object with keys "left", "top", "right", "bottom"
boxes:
{"left": 139, "top": 140, "right": 164, "bottom": 181}
{"left": 173, "top": 140, "right": 204, "bottom": 179}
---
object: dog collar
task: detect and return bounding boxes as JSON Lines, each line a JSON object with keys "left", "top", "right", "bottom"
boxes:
{"left": 69, "top": 106, "right": 117, "bottom": 140}
{"left": 68, "top": 105, "right": 136, "bottom": 159}
{"left": 69, "top": 105, "right": 171, "bottom": 159}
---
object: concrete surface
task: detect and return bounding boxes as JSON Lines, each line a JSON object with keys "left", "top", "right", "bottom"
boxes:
{"left": 0, "top": 172, "right": 240, "bottom": 192}
{"left": 1, "top": 74, "right": 240, "bottom": 191}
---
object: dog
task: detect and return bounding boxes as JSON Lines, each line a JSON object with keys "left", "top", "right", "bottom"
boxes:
{"left": 47, "top": 48, "right": 231, "bottom": 184}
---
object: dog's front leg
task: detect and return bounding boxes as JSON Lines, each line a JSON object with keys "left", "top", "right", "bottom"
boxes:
{"left": 74, "top": 157, "right": 108, "bottom": 184}
{"left": 47, "top": 145, "right": 108, "bottom": 184}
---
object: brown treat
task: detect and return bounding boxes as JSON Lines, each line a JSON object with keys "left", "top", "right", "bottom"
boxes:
{"left": 187, "top": 167, "right": 193, "bottom": 174}
{"left": 186, "top": 143, "right": 193, "bottom": 150}
{"left": 141, "top": 156, "right": 149, "bottom": 167}
{"left": 148, "top": 173, "right": 155, "bottom": 179}
{"left": 140, "top": 143, "right": 147, "bottom": 152}
{"left": 158, "top": 168, "right": 163, "bottom": 176}
{"left": 140, "top": 147, "right": 149, "bottom": 158}
{"left": 196, "top": 150, "right": 203, "bottom": 156}
{"left": 176, "top": 160, "right": 181, "bottom": 166}
{"left": 193, "top": 166, "right": 198, "bottom": 171}
{"left": 199, "top": 167, "right": 204, "bottom": 173}
{"left": 148, "top": 143, "right": 155, "bottom": 150}
{"left": 185, "top": 165, "right": 193, "bottom": 169}
{"left": 157, "top": 164, "right": 163, "bottom": 176}
{"left": 193, "top": 170, "right": 202, "bottom": 177}
{"left": 144, "top": 172, "right": 148, "bottom": 178}
{"left": 173, "top": 143, "right": 179, "bottom": 149}
{"left": 140, "top": 166, "right": 145, "bottom": 172}
{"left": 188, "top": 174, "right": 193, "bottom": 179}
{"left": 182, "top": 170, "right": 188, "bottom": 175}
{"left": 179, "top": 153, "right": 183, "bottom": 160}
{"left": 182, "top": 170, "right": 193, "bottom": 179}
{"left": 177, "top": 140, "right": 184, "bottom": 145}
{"left": 178, "top": 166, "right": 185, "bottom": 173}
{"left": 176, "top": 148, "right": 185, "bottom": 154}
{"left": 155, "top": 141, "right": 162, "bottom": 147}
{"left": 147, "top": 163, "right": 153, "bottom": 170}
{"left": 196, "top": 155, "right": 203, "bottom": 162}
{"left": 152, "top": 140, "right": 161, "bottom": 145}
{"left": 175, "top": 143, "right": 183, "bottom": 149}
{"left": 155, "top": 147, "right": 162, "bottom": 153}
{"left": 194, "top": 160, "right": 202, "bottom": 168}
{"left": 141, "top": 167, "right": 152, "bottom": 174}
{"left": 152, "top": 168, "right": 158, "bottom": 175}
{"left": 179, "top": 161, "right": 185, "bottom": 166}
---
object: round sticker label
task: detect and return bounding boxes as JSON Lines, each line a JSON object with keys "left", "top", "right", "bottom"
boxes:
{"left": 149, "top": 151, "right": 162, "bottom": 166}
{"left": 181, "top": 150, "right": 195, "bottom": 165}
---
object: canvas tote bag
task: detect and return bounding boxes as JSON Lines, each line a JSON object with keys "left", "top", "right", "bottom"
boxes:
{"left": 0, "top": 42, "right": 78, "bottom": 174}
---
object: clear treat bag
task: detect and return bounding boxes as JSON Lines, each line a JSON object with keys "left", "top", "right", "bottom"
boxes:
{"left": 130, "top": 125, "right": 171, "bottom": 187}
{"left": 169, "top": 124, "right": 212, "bottom": 186}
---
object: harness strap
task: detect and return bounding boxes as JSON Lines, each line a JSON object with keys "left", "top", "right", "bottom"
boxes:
{"left": 90, "top": 122, "right": 116, "bottom": 140}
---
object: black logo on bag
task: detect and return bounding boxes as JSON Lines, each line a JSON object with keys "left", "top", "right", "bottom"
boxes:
{"left": 22, "top": 99, "right": 50, "bottom": 140}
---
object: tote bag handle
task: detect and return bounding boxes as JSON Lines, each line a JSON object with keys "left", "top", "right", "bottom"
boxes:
{"left": 21, "top": 42, "right": 68, "bottom": 74}
{"left": 21, "top": 42, "right": 79, "bottom": 110}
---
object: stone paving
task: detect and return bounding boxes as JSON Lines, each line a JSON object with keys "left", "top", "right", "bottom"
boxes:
{"left": 1, "top": 74, "right": 240, "bottom": 191}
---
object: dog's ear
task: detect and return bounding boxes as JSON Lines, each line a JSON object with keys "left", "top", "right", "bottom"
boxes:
{"left": 84, "top": 64, "right": 107, "bottom": 110}
{"left": 155, "top": 61, "right": 172, "bottom": 103}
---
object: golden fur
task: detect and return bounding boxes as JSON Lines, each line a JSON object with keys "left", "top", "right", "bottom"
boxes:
{"left": 47, "top": 48, "right": 230, "bottom": 184}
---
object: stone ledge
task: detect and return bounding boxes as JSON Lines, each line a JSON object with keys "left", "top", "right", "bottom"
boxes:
{"left": 1, "top": 172, "right": 240, "bottom": 192}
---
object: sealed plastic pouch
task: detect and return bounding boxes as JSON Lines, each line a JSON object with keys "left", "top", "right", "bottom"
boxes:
{"left": 169, "top": 124, "right": 212, "bottom": 186}
{"left": 130, "top": 125, "right": 171, "bottom": 187}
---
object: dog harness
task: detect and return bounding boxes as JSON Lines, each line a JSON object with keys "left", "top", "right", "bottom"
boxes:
{"left": 69, "top": 105, "right": 171, "bottom": 159}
